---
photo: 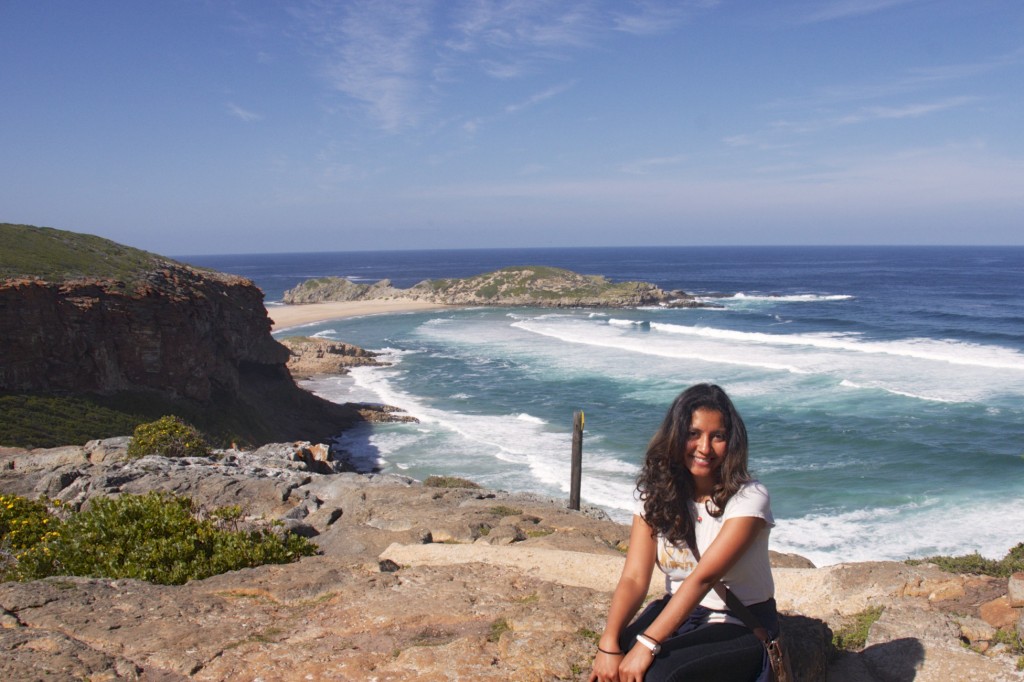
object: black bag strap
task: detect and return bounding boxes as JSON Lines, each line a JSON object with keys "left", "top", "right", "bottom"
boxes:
{"left": 684, "top": 521, "right": 771, "bottom": 643}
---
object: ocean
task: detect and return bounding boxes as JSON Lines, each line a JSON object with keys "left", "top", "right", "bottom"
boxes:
{"left": 183, "top": 246, "right": 1024, "bottom": 567}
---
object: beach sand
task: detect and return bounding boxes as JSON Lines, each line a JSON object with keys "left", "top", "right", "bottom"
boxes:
{"left": 268, "top": 299, "right": 452, "bottom": 331}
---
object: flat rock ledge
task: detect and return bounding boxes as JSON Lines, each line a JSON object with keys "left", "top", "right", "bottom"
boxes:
{"left": 2, "top": 440, "right": 1023, "bottom": 681}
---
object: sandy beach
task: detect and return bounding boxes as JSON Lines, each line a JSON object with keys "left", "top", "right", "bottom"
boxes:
{"left": 267, "top": 299, "right": 452, "bottom": 331}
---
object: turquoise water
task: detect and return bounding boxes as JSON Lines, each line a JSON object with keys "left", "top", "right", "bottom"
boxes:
{"left": 185, "top": 247, "right": 1024, "bottom": 566}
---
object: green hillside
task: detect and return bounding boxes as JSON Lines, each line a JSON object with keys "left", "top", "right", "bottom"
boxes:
{"left": 0, "top": 223, "right": 173, "bottom": 282}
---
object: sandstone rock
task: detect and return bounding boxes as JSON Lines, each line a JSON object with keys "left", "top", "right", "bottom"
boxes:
{"left": 85, "top": 436, "right": 132, "bottom": 463}
{"left": 770, "top": 551, "right": 817, "bottom": 568}
{"left": 7, "top": 445, "right": 88, "bottom": 471}
{"left": 279, "top": 337, "right": 385, "bottom": 379}
{"left": 980, "top": 595, "right": 1019, "bottom": 630}
{"left": 860, "top": 604, "right": 1020, "bottom": 682}
{"left": 1008, "top": 572, "right": 1024, "bottom": 608}
{"left": 477, "top": 524, "right": 528, "bottom": 545}
{"left": 953, "top": 614, "right": 997, "bottom": 646}
{"left": 907, "top": 574, "right": 967, "bottom": 602}
{"left": 0, "top": 627, "right": 149, "bottom": 681}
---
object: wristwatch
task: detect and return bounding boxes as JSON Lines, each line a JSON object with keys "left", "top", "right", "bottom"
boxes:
{"left": 635, "top": 633, "right": 661, "bottom": 655}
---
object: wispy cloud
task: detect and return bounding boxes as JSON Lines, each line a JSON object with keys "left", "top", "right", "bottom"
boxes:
{"left": 292, "top": 0, "right": 431, "bottom": 132}
{"left": 505, "top": 81, "right": 576, "bottom": 113}
{"left": 284, "top": 1, "right": 719, "bottom": 132}
{"left": 796, "top": 0, "right": 923, "bottom": 24}
{"left": 836, "top": 96, "right": 977, "bottom": 124}
{"left": 226, "top": 102, "right": 263, "bottom": 122}
{"left": 771, "top": 55, "right": 1011, "bottom": 109}
{"left": 767, "top": 95, "right": 977, "bottom": 135}
{"left": 450, "top": 0, "right": 602, "bottom": 52}
{"left": 613, "top": 0, "right": 715, "bottom": 35}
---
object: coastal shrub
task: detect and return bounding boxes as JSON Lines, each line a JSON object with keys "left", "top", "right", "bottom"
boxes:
{"left": 1, "top": 494, "right": 65, "bottom": 579}
{"left": 831, "top": 606, "right": 884, "bottom": 651}
{"left": 127, "top": 415, "right": 209, "bottom": 459}
{"left": 906, "top": 542, "right": 1024, "bottom": 577}
{"left": 2, "top": 491, "right": 317, "bottom": 584}
{"left": 423, "top": 475, "right": 481, "bottom": 489}
{"left": 488, "top": 505, "right": 522, "bottom": 517}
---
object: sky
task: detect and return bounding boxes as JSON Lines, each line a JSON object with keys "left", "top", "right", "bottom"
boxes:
{"left": 1, "top": 0, "right": 1022, "bottom": 255}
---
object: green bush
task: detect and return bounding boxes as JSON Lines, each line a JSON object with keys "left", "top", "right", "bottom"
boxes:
{"left": 127, "top": 415, "right": 209, "bottom": 459}
{"left": 907, "top": 542, "right": 1024, "bottom": 578}
{"left": 832, "top": 606, "right": 884, "bottom": 651}
{"left": 2, "top": 491, "right": 317, "bottom": 584}
{"left": 423, "top": 475, "right": 481, "bottom": 489}
{"left": 1, "top": 494, "right": 63, "bottom": 551}
{"left": 488, "top": 506, "right": 523, "bottom": 517}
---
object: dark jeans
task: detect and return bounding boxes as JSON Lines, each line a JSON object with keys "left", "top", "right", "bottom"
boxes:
{"left": 619, "top": 595, "right": 779, "bottom": 682}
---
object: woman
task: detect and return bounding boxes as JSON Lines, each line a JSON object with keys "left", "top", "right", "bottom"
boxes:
{"left": 589, "top": 383, "right": 778, "bottom": 682}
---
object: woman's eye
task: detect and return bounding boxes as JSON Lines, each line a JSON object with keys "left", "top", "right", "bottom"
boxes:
{"left": 713, "top": 433, "right": 727, "bottom": 441}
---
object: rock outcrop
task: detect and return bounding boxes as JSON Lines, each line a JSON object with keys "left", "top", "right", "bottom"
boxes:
{"left": 279, "top": 337, "right": 386, "bottom": 379}
{"left": 3, "top": 440, "right": 1024, "bottom": 681}
{"left": 283, "top": 266, "right": 702, "bottom": 309}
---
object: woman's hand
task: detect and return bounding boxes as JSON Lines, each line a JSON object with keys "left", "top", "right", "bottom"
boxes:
{"left": 615, "top": 645, "right": 655, "bottom": 682}
{"left": 588, "top": 649, "right": 624, "bottom": 682}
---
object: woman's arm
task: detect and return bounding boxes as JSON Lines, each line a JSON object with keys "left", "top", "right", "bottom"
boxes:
{"left": 615, "top": 516, "right": 766, "bottom": 680}
{"left": 589, "top": 513, "right": 657, "bottom": 682}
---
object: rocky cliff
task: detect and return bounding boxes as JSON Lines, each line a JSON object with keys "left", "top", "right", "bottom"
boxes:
{"left": 283, "top": 266, "right": 702, "bottom": 308}
{"left": 1, "top": 266, "right": 283, "bottom": 401}
{"left": 0, "top": 224, "right": 359, "bottom": 446}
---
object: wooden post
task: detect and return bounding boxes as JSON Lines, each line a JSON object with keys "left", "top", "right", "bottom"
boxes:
{"left": 569, "top": 410, "right": 584, "bottom": 510}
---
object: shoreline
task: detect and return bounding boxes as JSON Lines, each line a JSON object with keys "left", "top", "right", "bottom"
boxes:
{"left": 267, "top": 299, "right": 452, "bottom": 331}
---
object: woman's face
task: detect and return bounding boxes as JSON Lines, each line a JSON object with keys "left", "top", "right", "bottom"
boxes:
{"left": 683, "top": 408, "right": 728, "bottom": 483}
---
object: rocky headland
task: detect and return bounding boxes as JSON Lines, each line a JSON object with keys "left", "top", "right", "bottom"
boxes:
{"left": 0, "top": 224, "right": 385, "bottom": 448}
{"left": 281, "top": 266, "right": 703, "bottom": 309}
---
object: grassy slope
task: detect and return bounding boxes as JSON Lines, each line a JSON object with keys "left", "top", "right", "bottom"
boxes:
{"left": 0, "top": 223, "right": 173, "bottom": 282}
{"left": 0, "top": 390, "right": 296, "bottom": 450}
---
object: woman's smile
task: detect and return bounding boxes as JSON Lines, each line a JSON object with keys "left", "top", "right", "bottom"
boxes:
{"left": 683, "top": 408, "right": 728, "bottom": 482}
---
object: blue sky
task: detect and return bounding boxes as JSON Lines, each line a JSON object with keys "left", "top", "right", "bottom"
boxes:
{"left": 2, "top": 1, "right": 1022, "bottom": 254}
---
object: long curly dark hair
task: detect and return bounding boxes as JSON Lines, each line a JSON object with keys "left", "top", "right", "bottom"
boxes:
{"left": 636, "top": 383, "right": 751, "bottom": 547}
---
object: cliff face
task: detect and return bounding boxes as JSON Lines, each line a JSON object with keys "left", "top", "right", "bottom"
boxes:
{"left": 1, "top": 224, "right": 364, "bottom": 446}
{"left": 0, "top": 265, "right": 287, "bottom": 401}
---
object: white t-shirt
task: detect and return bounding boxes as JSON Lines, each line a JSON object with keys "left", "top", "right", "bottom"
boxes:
{"left": 635, "top": 481, "right": 775, "bottom": 614}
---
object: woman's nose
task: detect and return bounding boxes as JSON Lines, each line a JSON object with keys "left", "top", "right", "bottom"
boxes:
{"left": 696, "top": 434, "right": 712, "bottom": 453}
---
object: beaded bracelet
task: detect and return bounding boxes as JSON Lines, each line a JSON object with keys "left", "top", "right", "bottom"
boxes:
{"left": 597, "top": 646, "right": 625, "bottom": 656}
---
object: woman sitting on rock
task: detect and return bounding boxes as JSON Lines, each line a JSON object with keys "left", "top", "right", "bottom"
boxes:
{"left": 589, "top": 383, "right": 779, "bottom": 682}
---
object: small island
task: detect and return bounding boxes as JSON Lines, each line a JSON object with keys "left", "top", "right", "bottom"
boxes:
{"left": 282, "top": 265, "right": 704, "bottom": 309}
